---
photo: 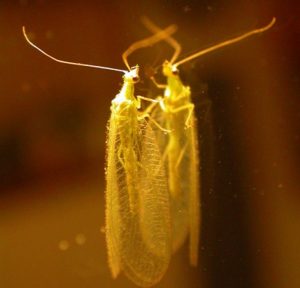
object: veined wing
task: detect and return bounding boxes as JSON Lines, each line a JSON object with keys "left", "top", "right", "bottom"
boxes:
{"left": 150, "top": 102, "right": 190, "bottom": 253}
{"left": 106, "top": 112, "right": 171, "bottom": 287}
{"left": 105, "top": 112, "right": 122, "bottom": 278}
{"left": 181, "top": 114, "right": 200, "bottom": 266}
{"left": 151, "top": 93, "right": 200, "bottom": 265}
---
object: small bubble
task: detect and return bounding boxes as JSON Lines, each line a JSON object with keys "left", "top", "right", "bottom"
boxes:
{"left": 58, "top": 240, "right": 69, "bottom": 251}
{"left": 75, "top": 233, "right": 86, "bottom": 246}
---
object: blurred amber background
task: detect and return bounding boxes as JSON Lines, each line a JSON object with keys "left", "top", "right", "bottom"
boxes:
{"left": 0, "top": 1, "right": 299, "bottom": 288}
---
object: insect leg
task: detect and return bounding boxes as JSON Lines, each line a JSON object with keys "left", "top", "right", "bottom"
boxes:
{"left": 140, "top": 113, "right": 171, "bottom": 133}
{"left": 175, "top": 142, "right": 188, "bottom": 170}
{"left": 170, "top": 103, "right": 195, "bottom": 128}
{"left": 137, "top": 95, "right": 164, "bottom": 116}
{"left": 150, "top": 76, "right": 167, "bottom": 89}
{"left": 150, "top": 140, "right": 172, "bottom": 178}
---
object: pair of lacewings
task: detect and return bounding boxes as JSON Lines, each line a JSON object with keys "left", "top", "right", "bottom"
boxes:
{"left": 23, "top": 17, "right": 275, "bottom": 287}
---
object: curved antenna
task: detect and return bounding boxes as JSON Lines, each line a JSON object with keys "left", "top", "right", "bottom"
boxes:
{"left": 22, "top": 26, "right": 127, "bottom": 74}
{"left": 141, "top": 16, "right": 181, "bottom": 64}
{"left": 174, "top": 17, "right": 276, "bottom": 68}
{"left": 122, "top": 24, "right": 177, "bottom": 71}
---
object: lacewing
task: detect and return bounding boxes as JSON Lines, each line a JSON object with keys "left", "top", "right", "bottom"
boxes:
{"left": 23, "top": 25, "right": 176, "bottom": 287}
{"left": 142, "top": 17, "right": 276, "bottom": 266}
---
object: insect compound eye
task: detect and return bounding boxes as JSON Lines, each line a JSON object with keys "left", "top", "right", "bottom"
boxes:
{"left": 132, "top": 76, "right": 140, "bottom": 83}
{"left": 172, "top": 69, "right": 179, "bottom": 75}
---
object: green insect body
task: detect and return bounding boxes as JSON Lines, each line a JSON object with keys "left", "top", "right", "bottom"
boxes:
{"left": 152, "top": 61, "right": 200, "bottom": 266}
{"left": 23, "top": 18, "right": 275, "bottom": 285}
{"left": 23, "top": 24, "right": 176, "bottom": 286}
{"left": 143, "top": 16, "right": 276, "bottom": 267}
{"left": 105, "top": 67, "right": 172, "bottom": 287}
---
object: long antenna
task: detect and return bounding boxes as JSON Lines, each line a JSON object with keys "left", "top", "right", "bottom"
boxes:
{"left": 174, "top": 17, "right": 276, "bottom": 67}
{"left": 122, "top": 24, "right": 177, "bottom": 71}
{"left": 141, "top": 16, "right": 181, "bottom": 64}
{"left": 22, "top": 26, "right": 127, "bottom": 74}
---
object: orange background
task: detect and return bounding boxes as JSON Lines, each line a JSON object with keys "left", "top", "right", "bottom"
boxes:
{"left": 0, "top": 1, "right": 299, "bottom": 288}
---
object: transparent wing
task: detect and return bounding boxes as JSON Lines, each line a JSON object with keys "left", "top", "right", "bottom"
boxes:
{"left": 182, "top": 115, "right": 200, "bottom": 266}
{"left": 105, "top": 113, "right": 121, "bottom": 278}
{"left": 151, "top": 90, "right": 200, "bottom": 265}
{"left": 138, "top": 119, "right": 171, "bottom": 258}
{"left": 151, "top": 103, "right": 190, "bottom": 253}
{"left": 106, "top": 111, "right": 171, "bottom": 287}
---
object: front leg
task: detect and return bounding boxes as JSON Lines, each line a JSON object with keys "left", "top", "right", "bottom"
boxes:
{"left": 151, "top": 76, "right": 167, "bottom": 89}
{"left": 170, "top": 103, "right": 195, "bottom": 129}
{"left": 138, "top": 112, "right": 171, "bottom": 133}
{"left": 136, "top": 95, "right": 165, "bottom": 117}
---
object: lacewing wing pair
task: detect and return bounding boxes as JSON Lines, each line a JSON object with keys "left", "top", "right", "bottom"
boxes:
{"left": 23, "top": 17, "right": 275, "bottom": 287}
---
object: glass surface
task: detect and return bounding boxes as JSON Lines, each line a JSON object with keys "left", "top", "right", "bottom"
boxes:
{"left": 0, "top": 1, "right": 299, "bottom": 287}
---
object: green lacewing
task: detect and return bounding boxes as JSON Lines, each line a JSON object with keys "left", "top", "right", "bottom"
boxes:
{"left": 142, "top": 17, "right": 276, "bottom": 266}
{"left": 23, "top": 25, "right": 176, "bottom": 287}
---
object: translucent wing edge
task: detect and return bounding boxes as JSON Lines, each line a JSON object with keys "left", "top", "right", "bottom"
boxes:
{"left": 189, "top": 115, "right": 200, "bottom": 266}
{"left": 105, "top": 116, "right": 121, "bottom": 278}
{"left": 121, "top": 119, "right": 171, "bottom": 287}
